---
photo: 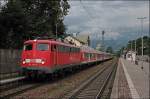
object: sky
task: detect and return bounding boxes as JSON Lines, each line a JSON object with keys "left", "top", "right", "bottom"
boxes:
{"left": 64, "top": 0, "right": 149, "bottom": 50}
{"left": 0, "top": 0, "right": 149, "bottom": 50}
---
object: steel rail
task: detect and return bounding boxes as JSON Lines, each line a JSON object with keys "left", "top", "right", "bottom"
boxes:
{"left": 67, "top": 62, "right": 115, "bottom": 98}
{"left": 96, "top": 62, "right": 117, "bottom": 99}
{"left": 65, "top": 60, "right": 117, "bottom": 99}
{"left": 0, "top": 83, "right": 42, "bottom": 98}
{"left": 0, "top": 76, "right": 26, "bottom": 85}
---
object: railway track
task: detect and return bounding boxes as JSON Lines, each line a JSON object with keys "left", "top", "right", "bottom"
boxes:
{"left": 0, "top": 59, "right": 117, "bottom": 98}
{"left": 0, "top": 77, "right": 47, "bottom": 98}
{"left": 0, "top": 83, "right": 43, "bottom": 98}
{"left": 98, "top": 60, "right": 118, "bottom": 99}
{"left": 64, "top": 59, "right": 118, "bottom": 99}
{"left": 0, "top": 75, "right": 49, "bottom": 98}
{"left": 0, "top": 76, "right": 26, "bottom": 98}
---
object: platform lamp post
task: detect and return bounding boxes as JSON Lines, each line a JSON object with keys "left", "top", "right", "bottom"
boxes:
{"left": 137, "top": 17, "right": 146, "bottom": 69}
{"left": 137, "top": 17, "right": 147, "bottom": 56}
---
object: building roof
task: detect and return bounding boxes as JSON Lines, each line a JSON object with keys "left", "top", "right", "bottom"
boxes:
{"left": 76, "top": 35, "right": 90, "bottom": 44}
{"left": 69, "top": 36, "right": 85, "bottom": 44}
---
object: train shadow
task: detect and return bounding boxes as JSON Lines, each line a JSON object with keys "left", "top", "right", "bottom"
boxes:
{"left": 24, "top": 59, "right": 112, "bottom": 85}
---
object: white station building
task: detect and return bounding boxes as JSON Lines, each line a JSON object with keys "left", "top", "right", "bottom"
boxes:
{"left": 126, "top": 51, "right": 136, "bottom": 62}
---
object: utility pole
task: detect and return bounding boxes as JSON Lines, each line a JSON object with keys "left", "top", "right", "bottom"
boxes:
{"left": 134, "top": 40, "right": 136, "bottom": 53}
{"left": 128, "top": 41, "right": 131, "bottom": 51}
{"left": 137, "top": 17, "right": 146, "bottom": 56}
{"left": 131, "top": 41, "right": 132, "bottom": 51}
{"left": 56, "top": 23, "right": 58, "bottom": 39}
{"left": 102, "top": 30, "right": 105, "bottom": 51}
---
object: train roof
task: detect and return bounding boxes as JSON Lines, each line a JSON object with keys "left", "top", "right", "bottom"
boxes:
{"left": 24, "top": 40, "right": 51, "bottom": 43}
{"left": 24, "top": 39, "right": 80, "bottom": 48}
{"left": 24, "top": 39, "right": 111, "bottom": 55}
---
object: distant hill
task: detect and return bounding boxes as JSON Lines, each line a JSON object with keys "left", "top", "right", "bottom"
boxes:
{"left": 91, "top": 38, "right": 128, "bottom": 51}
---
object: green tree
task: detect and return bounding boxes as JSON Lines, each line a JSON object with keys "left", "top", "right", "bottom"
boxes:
{"left": 106, "top": 46, "right": 113, "bottom": 53}
{"left": 0, "top": 0, "right": 28, "bottom": 48}
{"left": 20, "top": 0, "right": 69, "bottom": 37}
{"left": 126, "top": 36, "right": 150, "bottom": 55}
{"left": 0, "top": 0, "right": 70, "bottom": 49}
{"left": 115, "top": 46, "right": 125, "bottom": 57}
{"left": 143, "top": 36, "right": 150, "bottom": 55}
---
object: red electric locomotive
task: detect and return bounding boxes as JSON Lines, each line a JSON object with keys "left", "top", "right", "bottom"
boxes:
{"left": 21, "top": 38, "right": 112, "bottom": 76}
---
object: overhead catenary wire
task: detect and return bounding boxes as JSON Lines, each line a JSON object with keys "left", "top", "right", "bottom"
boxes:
{"left": 79, "top": 0, "right": 104, "bottom": 32}
{"left": 79, "top": 0, "right": 94, "bottom": 20}
{"left": 78, "top": 1, "right": 115, "bottom": 50}
{"left": 79, "top": 1, "right": 114, "bottom": 34}
{"left": 79, "top": 0, "right": 105, "bottom": 48}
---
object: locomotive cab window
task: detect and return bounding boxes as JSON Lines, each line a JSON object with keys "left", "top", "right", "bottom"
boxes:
{"left": 23, "top": 44, "right": 32, "bottom": 50}
{"left": 37, "top": 43, "right": 49, "bottom": 51}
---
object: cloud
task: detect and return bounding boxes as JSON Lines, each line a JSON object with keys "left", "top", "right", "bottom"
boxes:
{"left": 105, "top": 31, "right": 121, "bottom": 40}
{"left": 64, "top": 0, "right": 149, "bottom": 49}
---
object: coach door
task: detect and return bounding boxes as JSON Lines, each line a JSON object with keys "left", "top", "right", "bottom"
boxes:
{"left": 51, "top": 44, "right": 57, "bottom": 66}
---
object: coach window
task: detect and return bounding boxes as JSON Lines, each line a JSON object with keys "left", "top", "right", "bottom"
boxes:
{"left": 58, "top": 45, "right": 61, "bottom": 52}
{"left": 73, "top": 48, "right": 75, "bottom": 53}
{"left": 72, "top": 48, "right": 74, "bottom": 53}
{"left": 77, "top": 48, "right": 79, "bottom": 52}
{"left": 57, "top": 45, "right": 60, "bottom": 52}
{"left": 65, "top": 46, "right": 67, "bottom": 52}
{"left": 78, "top": 48, "right": 80, "bottom": 52}
{"left": 60, "top": 46, "right": 63, "bottom": 52}
{"left": 76, "top": 48, "right": 78, "bottom": 52}
{"left": 93, "top": 54, "right": 95, "bottom": 58}
{"left": 65, "top": 46, "right": 68, "bottom": 52}
{"left": 24, "top": 44, "right": 32, "bottom": 50}
{"left": 75, "top": 48, "right": 77, "bottom": 53}
{"left": 68, "top": 47, "right": 70, "bottom": 52}
{"left": 64, "top": 46, "right": 67, "bottom": 52}
{"left": 66, "top": 47, "right": 68, "bottom": 52}
{"left": 62, "top": 46, "right": 64, "bottom": 52}
{"left": 70, "top": 47, "right": 72, "bottom": 52}
{"left": 62, "top": 46, "right": 65, "bottom": 52}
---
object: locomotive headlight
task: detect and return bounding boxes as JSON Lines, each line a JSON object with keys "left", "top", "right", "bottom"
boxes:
{"left": 22, "top": 61, "right": 26, "bottom": 64}
{"left": 41, "top": 60, "right": 45, "bottom": 64}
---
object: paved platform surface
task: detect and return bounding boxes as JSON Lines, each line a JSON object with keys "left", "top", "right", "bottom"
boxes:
{"left": 111, "top": 58, "right": 149, "bottom": 99}
{"left": 137, "top": 60, "right": 149, "bottom": 76}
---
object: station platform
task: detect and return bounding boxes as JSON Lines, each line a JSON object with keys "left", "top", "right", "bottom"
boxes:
{"left": 111, "top": 58, "right": 149, "bottom": 99}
